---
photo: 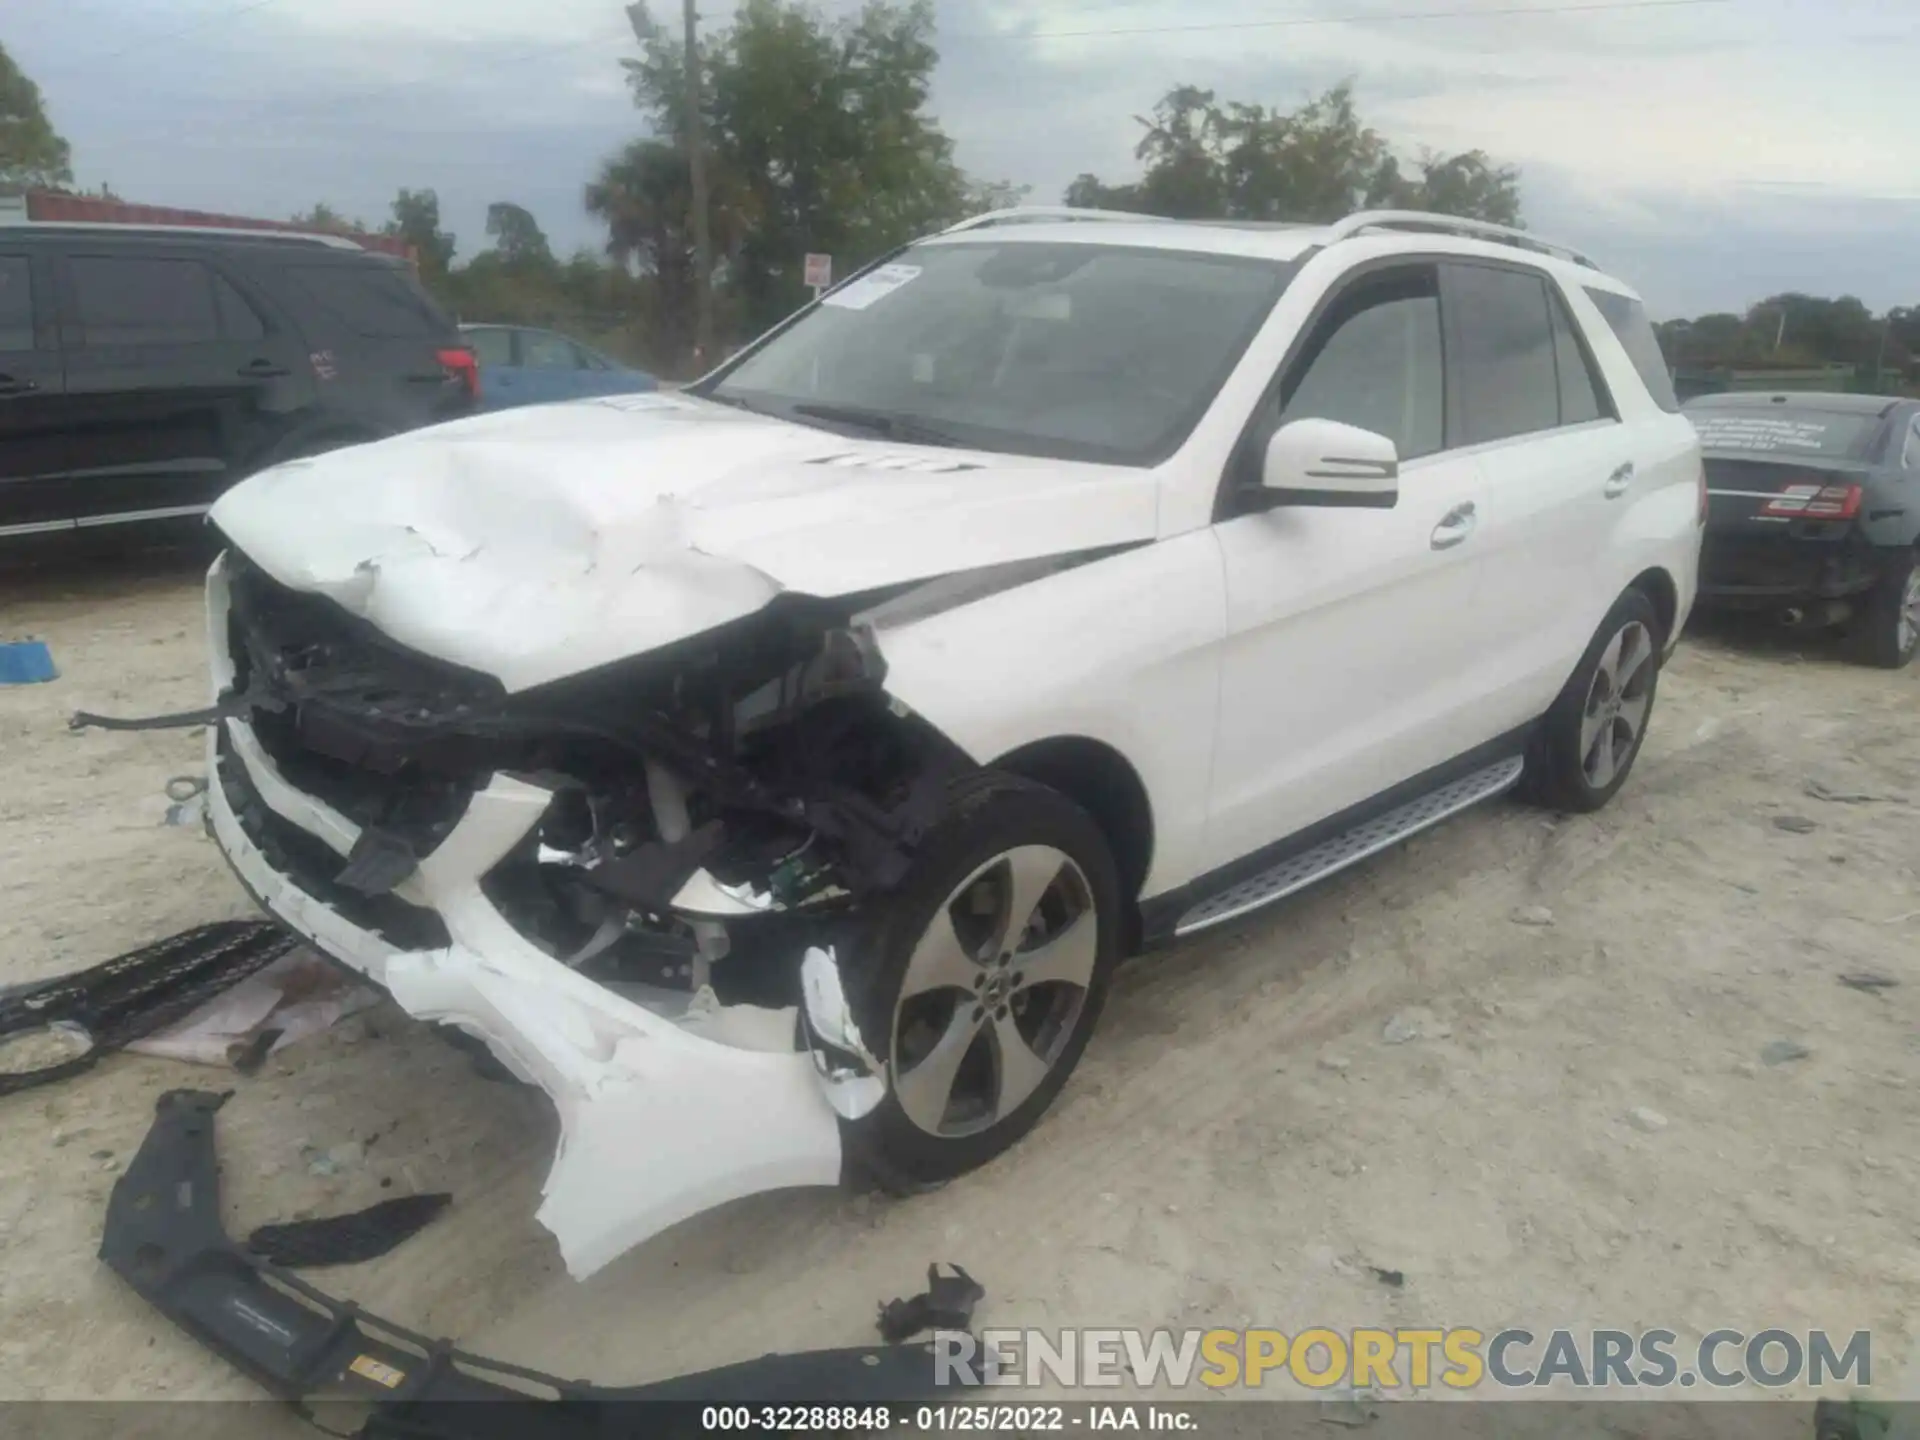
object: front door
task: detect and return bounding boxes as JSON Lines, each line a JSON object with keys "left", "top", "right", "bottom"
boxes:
{"left": 1204, "top": 261, "right": 1494, "bottom": 872}
{"left": 53, "top": 246, "right": 307, "bottom": 527}
{"left": 0, "top": 249, "right": 72, "bottom": 539}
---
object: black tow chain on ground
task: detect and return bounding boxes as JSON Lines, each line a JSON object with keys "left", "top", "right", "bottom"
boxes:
{"left": 0, "top": 919, "right": 297, "bottom": 1096}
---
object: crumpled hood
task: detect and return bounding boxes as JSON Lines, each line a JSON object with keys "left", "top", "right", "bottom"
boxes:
{"left": 211, "top": 392, "right": 1159, "bottom": 692}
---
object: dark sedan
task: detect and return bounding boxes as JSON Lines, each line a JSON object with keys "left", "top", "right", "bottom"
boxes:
{"left": 1688, "top": 391, "right": 1920, "bottom": 668}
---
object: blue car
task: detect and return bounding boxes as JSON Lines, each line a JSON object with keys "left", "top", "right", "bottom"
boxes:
{"left": 461, "top": 324, "right": 659, "bottom": 411}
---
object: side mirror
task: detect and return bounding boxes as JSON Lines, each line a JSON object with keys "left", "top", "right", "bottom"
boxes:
{"left": 1259, "top": 418, "right": 1400, "bottom": 509}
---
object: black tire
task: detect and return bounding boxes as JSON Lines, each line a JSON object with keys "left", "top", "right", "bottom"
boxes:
{"left": 835, "top": 771, "right": 1123, "bottom": 1194}
{"left": 1521, "top": 588, "right": 1664, "bottom": 814}
{"left": 1845, "top": 546, "right": 1920, "bottom": 670}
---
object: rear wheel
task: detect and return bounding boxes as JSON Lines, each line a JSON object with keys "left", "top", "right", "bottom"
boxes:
{"left": 838, "top": 773, "right": 1122, "bottom": 1193}
{"left": 1846, "top": 546, "right": 1920, "bottom": 670}
{"left": 1522, "top": 589, "right": 1664, "bottom": 814}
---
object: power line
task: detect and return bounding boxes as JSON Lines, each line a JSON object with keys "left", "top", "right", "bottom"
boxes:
{"left": 948, "top": 0, "right": 1733, "bottom": 43}
{"left": 34, "top": 0, "right": 292, "bottom": 76}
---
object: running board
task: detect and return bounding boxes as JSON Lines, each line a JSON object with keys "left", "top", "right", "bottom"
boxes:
{"left": 1173, "top": 756, "right": 1526, "bottom": 937}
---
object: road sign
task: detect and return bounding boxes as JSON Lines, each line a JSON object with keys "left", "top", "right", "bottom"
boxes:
{"left": 804, "top": 252, "right": 832, "bottom": 294}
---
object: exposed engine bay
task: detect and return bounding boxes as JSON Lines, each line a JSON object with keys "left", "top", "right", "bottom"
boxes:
{"left": 193, "top": 539, "right": 1106, "bottom": 1278}
{"left": 219, "top": 546, "right": 971, "bottom": 1003}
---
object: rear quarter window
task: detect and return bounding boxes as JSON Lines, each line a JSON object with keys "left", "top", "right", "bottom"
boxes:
{"left": 279, "top": 261, "right": 451, "bottom": 340}
{"left": 1582, "top": 287, "right": 1680, "bottom": 413}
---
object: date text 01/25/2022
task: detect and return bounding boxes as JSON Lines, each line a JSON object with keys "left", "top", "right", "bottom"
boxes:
{"left": 699, "top": 1404, "right": 1198, "bottom": 1431}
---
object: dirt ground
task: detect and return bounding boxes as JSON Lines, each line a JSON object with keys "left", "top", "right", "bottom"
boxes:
{"left": 2, "top": 549, "right": 1917, "bottom": 1413}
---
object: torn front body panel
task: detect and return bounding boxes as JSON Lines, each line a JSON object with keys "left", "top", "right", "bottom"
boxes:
{"left": 207, "top": 555, "right": 852, "bottom": 1279}
{"left": 206, "top": 392, "right": 1160, "bottom": 693}
{"left": 194, "top": 395, "right": 1207, "bottom": 1279}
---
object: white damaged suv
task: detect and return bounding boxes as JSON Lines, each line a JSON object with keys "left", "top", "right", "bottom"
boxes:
{"left": 201, "top": 208, "right": 1703, "bottom": 1277}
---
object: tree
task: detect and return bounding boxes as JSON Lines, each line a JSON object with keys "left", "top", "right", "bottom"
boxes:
{"left": 288, "top": 202, "right": 368, "bottom": 233}
{"left": 1, "top": 42, "right": 73, "bottom": 193}
{"left": 385, "top": 188, "right": 456, "bottom": 279}
{"left": 484, "top": 201, "right": 555, "bottom": 271}
{"left": 585, "top": 139, "right": 706, "bottom": 361}
{"left": 618, "top": 0, "right": 996, "bottom": 340}
{"left": 1065, "top": 80, "right": 1522, "bottom": 227}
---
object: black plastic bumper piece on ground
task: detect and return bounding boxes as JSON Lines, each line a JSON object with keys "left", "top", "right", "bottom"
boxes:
{"left": 102, "top": 1091, "right": 965, "bottom": 1438}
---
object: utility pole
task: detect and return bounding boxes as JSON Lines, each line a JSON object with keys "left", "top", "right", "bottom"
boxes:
{"left": 626, "top": 2, "right": 714, "bottom": 368}
{"left": 681, "top": 0, "right": 715, "bottom": 367}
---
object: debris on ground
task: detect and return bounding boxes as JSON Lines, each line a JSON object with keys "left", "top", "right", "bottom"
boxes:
{"left": 1381, "top": 1008, "right": 1449, "bottom": 1045}
{"left": 0, "top": 921, "right": 296, "bottom": 1096}
{"left": 1627, "top": 1106, "right": 1669, "bottom": 1133}
{"left": 1805, "top": 778, "right": 1907, "bottom": 806}
{"left": 160, "top": 775, "right": 208, "bottom": 829}
{"left": 1319, "top": 1391, "right": 1385, "bottom": 1428}
{"left": 105, "top": 1091, "right": 963, "bottom": 1414}
{"left": 1368, "top": 1266, "right": 1406, "bottom": 1289}
{"left": 1839, "top": 973, "right": 1899, "bottom": 997}
{"left": 1761, "top": 1039, "right": 1813, "bottom": 1066}
{"left": 877, "top": 1263, "right": 986, "bottom": 1343}
{"left": 124, "top": 946, "right": 377, "bottom": 1070}
{"left": 1773, "top": 815, "right": 1820, "bottom": 834}
{"left": 246, "top": 1193, "right": 454, "bottom": 1269}
{"left": 1511, "top": 904, "right": 1556, "bottom": 927}
{"left": 0, "top": 638, "right": 58, "bottom": 685}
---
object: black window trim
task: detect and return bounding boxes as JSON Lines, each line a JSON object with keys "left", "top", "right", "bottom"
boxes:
{"left": 54, "top": 244, "right": 245, "bottom": 351}
{"left": 1215, "top": 252, "right": 1454, "bottom": 522}
{"left": 1438, "top": 256, "right": 1625, "bottom": 455}
{"left": 1544, "top": 273, "right": 1619, "bottom": 425}
{"left": 0, "top": 250, "right": 57, "bottom": 352}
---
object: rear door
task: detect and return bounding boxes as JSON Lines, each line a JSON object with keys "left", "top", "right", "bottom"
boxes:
{"left": 269, "top": 257, "right": 475, "bottom": 430}
{"left": 53, "top": 244, "right": 312, "bottom": 526}
{"left": 1436, "top": 260, "right": 1636, "bottom": 729}
{"left": 0, "top": 247, "right": 72, "bottom": 539}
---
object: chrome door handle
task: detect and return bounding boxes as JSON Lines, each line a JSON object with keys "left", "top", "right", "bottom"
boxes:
{"left": 1431, "top": 502, "right": 1477, "bottom": 550}
{"left": 1603, "top": 462, "right": 1635, "bottom": 499}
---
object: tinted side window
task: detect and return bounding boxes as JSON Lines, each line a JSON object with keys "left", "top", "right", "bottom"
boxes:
{"left": 1448, "top": 264, "right": 1559, "bottom": 445}
{"left": 281, "top": 262, "right": 448, "bottom": 339}
{"left": 71, "top": 256, "right": 221, "bottom": 346}
{"left": 522, "top": 331, "right": 580, "bottom": 370}
{"left": 1548, "top": 287, "right": 1609, "bottom": 424}
{"left": 1583, "top": 286, "right": 1680, "bottom": 413}
{"left": 0, "top": 256, "right": 31, "bottom": 350}
{"left": 212, "top": 274, "right": 267, "bottom": 341}
{"left": 467, "top": 328, "right": 513, "bottom": 366}
{"left": 1279, "top": 269, "right": 1444, "bottom": 461}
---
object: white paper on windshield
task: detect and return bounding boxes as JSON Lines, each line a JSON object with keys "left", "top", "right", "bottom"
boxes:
{"left": 823, "top": 263, "right": 922, "bottom": 311}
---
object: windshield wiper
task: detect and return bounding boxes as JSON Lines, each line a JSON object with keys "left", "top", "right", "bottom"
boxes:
{"left": 789, "top": 402, "right": 965, "bottom": 449}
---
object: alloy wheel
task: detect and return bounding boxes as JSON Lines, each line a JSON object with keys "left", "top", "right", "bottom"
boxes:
{"left": 890, "top": 845, "right": 1098, "bottom": 1139}
{"left": 1580, "top": 619, "right": 1655, "bottom": 789}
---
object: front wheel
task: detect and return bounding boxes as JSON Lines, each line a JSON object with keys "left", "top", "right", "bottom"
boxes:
{"left": 837, "top": 773, "right": 1123, "bottom": 1193}
{"left": 1522, "top": 589, "right": 1664, "bottom": 814}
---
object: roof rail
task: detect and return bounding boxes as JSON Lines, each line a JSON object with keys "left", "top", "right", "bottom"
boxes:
{"left": 940, "top": 205, "right": 1171, "bottom": 235}
{"left": 0, "top": 216, "right": 365, "bottom": 252}
{"left": 1320, "top": 210, "right": 1599, "bottom": 269}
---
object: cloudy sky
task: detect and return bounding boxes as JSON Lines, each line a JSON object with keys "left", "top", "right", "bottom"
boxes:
{"left": 8, "top": 0, "right": 1916, "bottom": 317}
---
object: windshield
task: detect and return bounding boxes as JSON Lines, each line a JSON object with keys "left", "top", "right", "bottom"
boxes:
{"left": 704, "top": 241, "right": 1294, "bottom": 465}
{"left": 1688, "top": 408, "right": 1881, "bottom": 460}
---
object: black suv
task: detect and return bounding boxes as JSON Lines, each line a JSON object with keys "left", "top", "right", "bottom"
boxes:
{"left": 0, "top": 223, "right": 477, "bottom": 548}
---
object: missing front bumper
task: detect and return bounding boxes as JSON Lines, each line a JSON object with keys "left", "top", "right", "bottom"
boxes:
{"left": 101, "top": 1090, "right": 958, "bottom": 1435}
{"left": 205, "top": 555, "right": 859, "bottom": 1280}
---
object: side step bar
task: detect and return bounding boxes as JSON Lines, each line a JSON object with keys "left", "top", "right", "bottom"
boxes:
{"left": 1174, "top": 756, "right": 1526, "bottom": 937}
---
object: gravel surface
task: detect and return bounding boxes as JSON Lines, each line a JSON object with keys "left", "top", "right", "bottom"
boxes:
{"left": 3, "top": 551, "right": 1917, "bottom": 1408}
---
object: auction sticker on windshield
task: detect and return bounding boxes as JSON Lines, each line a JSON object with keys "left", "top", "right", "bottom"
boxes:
{"left": 823, "top": 263, "right": 923, "bottom": 311}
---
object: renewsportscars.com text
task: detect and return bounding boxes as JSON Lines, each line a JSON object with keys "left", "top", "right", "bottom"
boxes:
{"left": 934, "top": 1327, "right": 1871, "bottom": 1391}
